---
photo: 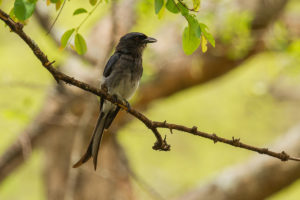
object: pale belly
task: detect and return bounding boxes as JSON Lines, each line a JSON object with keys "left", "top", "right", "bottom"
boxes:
{"left": 101, "top": 75, "right": 139, "bottom": 100}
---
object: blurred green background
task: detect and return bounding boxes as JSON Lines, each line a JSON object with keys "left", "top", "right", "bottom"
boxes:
{"left": 1, "top": 0, "right": 300, "bottom": 199}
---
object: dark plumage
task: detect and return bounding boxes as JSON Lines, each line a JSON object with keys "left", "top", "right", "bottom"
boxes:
{"left": 73, "top": 32, "right": 157, "bottom": 170}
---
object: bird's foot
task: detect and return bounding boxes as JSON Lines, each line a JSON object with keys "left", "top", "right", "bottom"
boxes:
{"left": 123, "top": 99, "right": 131, "bottom": 112}
{"left": 111, "top": 95, "right": 131, "bottom": 111}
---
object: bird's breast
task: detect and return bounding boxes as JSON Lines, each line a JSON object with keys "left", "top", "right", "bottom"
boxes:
{"left": 102, "top": 70, "right": 140, "bottom": 100}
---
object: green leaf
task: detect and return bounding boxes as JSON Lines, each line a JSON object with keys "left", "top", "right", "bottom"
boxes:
{"left": 50, "top": 0, "right": 59, "bottom": 3}
{"left": 89, "top": 0, "right": 97, "bottom": 6}
{"left": 182, "top": 26, "right": 200, "bottom": 55}
{"left": 14, "top": 0, "right": 36, "bottom": 21}
{"left": 166, "top": 0, "right": 179, "bottom": 13}
{"left": 155, "top": 0, "right": 164, "bottom": 14}
{"left": 199, "top": 23, "right": 215, "bottom": 47}
{"left": 185, "top": 14, "right": 201, "bottom": 38}
{"left": 9, "top": 7, "right": 16, "bottom": 19}
{"left": 157, "top": 3, "right": 165, "bottom": 19}
{"left": 177, "top": 1, "right": 188, "bottom": 15}
{"left": 177, "top": 3, "right": 201, "bottom": 38}
{"left": 73, "top": 8, "right": 88, "bottom": 15}
{"left": 192, "top": 0, "right": 200, "bottom": 11}
{"left": 61, "top": 28, "right": 75, "bottom": 48}
{"left": 74, "top": 33, "right": 87, "bottom": 55}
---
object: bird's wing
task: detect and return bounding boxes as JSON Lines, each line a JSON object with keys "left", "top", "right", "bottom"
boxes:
{"left": 103, "top": 52, "right": 121, "bottom": 77}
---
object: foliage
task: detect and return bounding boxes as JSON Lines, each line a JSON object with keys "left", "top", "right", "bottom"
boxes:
{"left": 7, "top": 0, "right": 215, "bottom": 55}
{"left": 156, "top": 0, "right": 215, "bottom": 54}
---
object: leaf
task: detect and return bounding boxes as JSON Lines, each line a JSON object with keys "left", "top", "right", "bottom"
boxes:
{"left": 155, "top": 0, "right": 164, "bottom": 14}
{"left": 166, "top": 0, "right": 179, "bottom": 13}
{"left": 9, "top": 7, "right": 16, "bottom": 19}
{"left": 199, "top": 23, "right": 215, "bottom": 47}
{"left": 182, "top": 26, "right": 201, "bottom": 55}
{"left": 185, "top": 14, "right": 201, "bottom": 38}
{"left": 56, "top": 0, "right": 62, "bottom": 10}
{"left": 89, "top": 0, "right": 97, "bottom": 6}
{"left": 157, "top": 3, "right": 165, "bottom": 19}
{"left": 61, "top": 28, "right": 75, "bottom": 48}
{"left": 177, "top": 1, "right": 188, "bottom": 15}
{"left": 201, "top": 35, "right": 207, "bottom": 52}
{"left": 74, "top": 33, "right": 87, "bottom": 55}
{"left": 46, "top": 0, "right": 51, "bottom": 6}
{"left": 50, "top": 0, "right": 59, "bottom": 3}
{"left": 14, "top": 0, "right": 36, "bottom": 21}
{"left": 177, "top": 3, "right": 201, "bottom": 38}
{"left": 73, "top": 8, "right": 88, "bottom": 15}
{"left": 192, "top": 0, "right": 200, "bottom": 11}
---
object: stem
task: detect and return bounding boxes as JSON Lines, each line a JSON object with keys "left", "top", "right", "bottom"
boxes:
{"left": 76, "top": 0, "right": 102, "bottom": 32}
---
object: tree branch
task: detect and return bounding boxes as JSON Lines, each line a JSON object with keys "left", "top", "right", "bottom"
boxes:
{"left": 176, "top": 124, "right": 300, "bottom": 200}
{"left": 1, "top": 9, "right": 300, "bottom": 162}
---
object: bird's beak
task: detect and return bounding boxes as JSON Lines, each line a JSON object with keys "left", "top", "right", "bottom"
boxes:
{"left": 144, "top": 37, "right": 157, "bottom": 43}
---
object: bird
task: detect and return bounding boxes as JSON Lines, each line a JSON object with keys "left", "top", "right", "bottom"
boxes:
{"left": 73, "top": 32, "right": 157, "bottom": 170}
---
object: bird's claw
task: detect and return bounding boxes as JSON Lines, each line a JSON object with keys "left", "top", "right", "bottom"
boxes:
{"left": 123, "top": 99, "right": 131, "bottom": 112}
{"left": 111, "top": 95, "right": 131, "bottom": 111}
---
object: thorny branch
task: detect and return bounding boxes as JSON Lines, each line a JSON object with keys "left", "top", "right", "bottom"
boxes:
{"left": 1, "top": 9, "right": 300, "bottom": 162}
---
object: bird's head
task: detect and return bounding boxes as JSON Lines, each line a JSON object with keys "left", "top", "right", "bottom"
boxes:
{"left": 116, "top": 32, "right": 157, "bottom": 56}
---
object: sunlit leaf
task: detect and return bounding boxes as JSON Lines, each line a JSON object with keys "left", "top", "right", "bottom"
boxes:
{"left": 199, "top": 23, "right": 215, "bottom": 47}
{"left": 155, "top": 0, "right": 164, "bottom": 14}
{"left": 157, "top": 3, "right": 165, "bottom": 19}
{"left": 166, "top": 0, "right": 179, "bottom": 14}
{"left": 14, "top": 0, "right": 36, "bottom": 21}
{"left": 201, "top": 35, "right": 207, "bottom": 52}
{"left": 9, "top": 7, "right": 16, "bottom": 19}
{"left": 182, "top": 26, "right": 201, "bottom": 55}
{"left": 185, "top": 14, "right": 201, "bottom": 38}
{"left": 73, "top": 8, "right": 88, "bottom": 15}
{"left": 89, "top": 0, "right": 97, "bottom": 6}
{"left": 74, "top": 33, "right": 87, "bottom": 55}
{"left": 177, "top": 3, "right": 201, "bottom": 37}
{"left": 192, "top": 0, "right": 200, "bottom": 11}
{"left": 61, "top": 28, "right": 75, "bottom": 48}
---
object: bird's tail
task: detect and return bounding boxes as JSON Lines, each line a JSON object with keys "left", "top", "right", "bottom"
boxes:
{"left": 73, "top": 112, "right": 106, "bottom": 170}
{"left": 73, "top": 106, "right": 120, "bottom": 170}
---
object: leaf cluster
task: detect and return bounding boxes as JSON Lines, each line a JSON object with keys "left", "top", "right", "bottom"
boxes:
{"left": 5, "top": 0, "right": 215, "bottom": 55}
{"left": 155, "top": 0, "right": 215, "bottom": 54}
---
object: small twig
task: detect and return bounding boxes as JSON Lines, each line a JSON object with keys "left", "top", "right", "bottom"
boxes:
{"left": 1, "top": 8, "right": 300, "bottom": 162}
{"left": 47, "top": 0, "right": 67, "bottom": 34}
